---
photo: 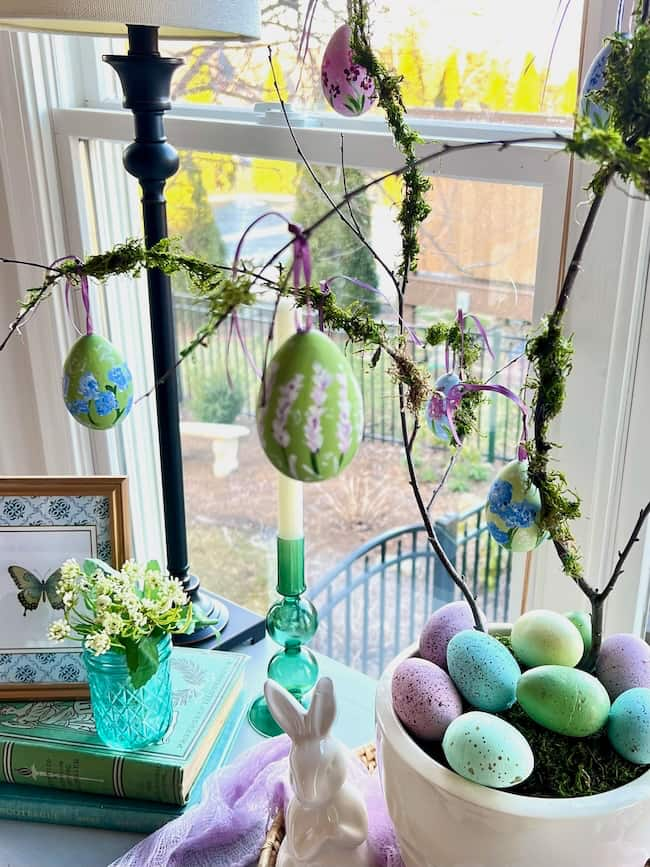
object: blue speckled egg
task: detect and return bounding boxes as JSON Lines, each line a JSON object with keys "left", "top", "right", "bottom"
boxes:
{"left": 392, "top": 658, "right": 463, "bottom": 741}
{"left": 607, "top": 688, "right": 650, "bottom": 765}
{"left": 442, "top": 711, "right": 534, "bottom": 789}
{"left": 447, "top": 630, "right": 520, "bottom": 712}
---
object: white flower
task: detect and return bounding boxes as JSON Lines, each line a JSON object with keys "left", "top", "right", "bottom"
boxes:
{"left": 100, "top": 612, "right": 123, "bottom": 636}
{"left": 86, "top": 631, "right": 111, "bottom": 656}
{"left": 96, "top": 594, "right": 112, "bottom": 611}
{"left": 61, "top": 559, "right": 82, "bottom": 582}
{"left": 48, "top": 619, "right": 71, "bottom": 642}
{"left": 336, "top": 373, "right": 353, "bottom": 453}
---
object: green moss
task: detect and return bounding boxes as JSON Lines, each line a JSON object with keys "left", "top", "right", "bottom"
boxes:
{"left": 498, "top": 703, "right": 646, "bottom": 798}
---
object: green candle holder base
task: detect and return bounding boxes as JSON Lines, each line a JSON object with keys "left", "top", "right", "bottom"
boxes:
{"left": 248, "top": 539, "right": 319, "bottom": 737}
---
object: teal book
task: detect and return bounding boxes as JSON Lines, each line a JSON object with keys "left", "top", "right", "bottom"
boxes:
{"left": 0, "top": 692, "right": 247, "bottom": 833}
{"left": 0, "top": 648, "right": 247, "bottom": 805}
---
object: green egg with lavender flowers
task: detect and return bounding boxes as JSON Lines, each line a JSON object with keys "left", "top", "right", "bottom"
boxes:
{"left": 63, "top": 334, "right": 133, "bottom": 431}
{"left": 486, "top": 459, "right": 547, "bottom": 553}
{"left": 256, "top": 330, "right": 363, "bottom": 482}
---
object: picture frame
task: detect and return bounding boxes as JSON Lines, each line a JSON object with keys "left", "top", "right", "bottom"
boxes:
{"left": 0, "top": 476, "right": 130, "bottom": 699}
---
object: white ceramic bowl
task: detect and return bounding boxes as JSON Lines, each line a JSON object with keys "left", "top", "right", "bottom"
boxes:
{"left": 376, "top": 639, "right": 650, "bottom": 867}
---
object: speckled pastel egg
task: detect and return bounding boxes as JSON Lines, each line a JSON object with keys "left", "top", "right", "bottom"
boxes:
{"left": 486, "top": 460, "right": 547, "bottom": 553}
{"left": 447, "top": 630, "right": 520, "bottom": 712}
{"left": 321, "top": 24, "right": 376, "bottom": 117}
{"left": 63, "top": 334, "right": 133, "bottom": 430}
{"left": 596, "top": 633, "right": 650, "bottom": 701}
{"left": 391, "top": 658, "right": 463, "bottom": 741}
{"left": 442, "top": 711, "right": 534, "bottom": 789}
{"left": 256, "top": 330, "right": 363, "bottom": 482}
{"left": 607, "top": 688, "right": 650, "bottom": 765}
{"left": 517, "top": 665, "right": 610, "bottom": 737}
{"left": 511, "top": 609, "right": 584, "bottom": 669}
{"left": 419, "top": 601, "right": 488, "bottom": 671}
{"left": 565, "top": 610, "right": 592, "bottom": 659}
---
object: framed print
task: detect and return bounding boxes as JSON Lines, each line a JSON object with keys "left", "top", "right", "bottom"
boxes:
{"left": 0, "top": 477, "right": 130, "bottom": 699}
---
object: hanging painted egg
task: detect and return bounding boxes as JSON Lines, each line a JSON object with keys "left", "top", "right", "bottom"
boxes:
{"left": 425, "top": 373, "right": 460, "bottom": 444}
{"left": 321, "top": 24, "right": 376, "bottom": 117}
{"left": 63, "top": 334, "right": 133, "bottom": 431}
{"left": 256, "top": 330, "right": 363, "bottom": 482}
{"left": 581, "top": 35, "right": 629, "bottom": 124}
{"left": 485, "top": 460, "right": 546, "bottom": 552}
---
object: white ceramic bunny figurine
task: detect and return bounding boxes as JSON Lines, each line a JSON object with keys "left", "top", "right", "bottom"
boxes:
{"left": 264, "top": 677, "right": 372, "bottom": 867}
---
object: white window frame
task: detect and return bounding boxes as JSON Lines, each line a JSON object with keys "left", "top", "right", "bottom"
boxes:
{"left": 0, "top": 0, "right": 648, "bottom": 630}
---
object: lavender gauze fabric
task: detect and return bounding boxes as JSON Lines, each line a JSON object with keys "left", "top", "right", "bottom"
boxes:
{"left": 110, "top": 734, "right": 404, "bottom": 867}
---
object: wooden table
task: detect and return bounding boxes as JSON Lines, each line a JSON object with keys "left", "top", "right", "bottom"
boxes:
{"left": 0, "top": 638, "right": 377, "bottom": 867}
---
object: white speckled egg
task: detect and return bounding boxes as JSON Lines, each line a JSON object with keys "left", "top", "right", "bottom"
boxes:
{"left": 607, "top": 688, "right": 650, "bottom": 765}
{"left": 419, "top": 601, "right": 488, "bottom": 671}
{"left": 447, "top": 630, "right": 520, "bottom": 712}
{"left": 442, "top": 711, "right": 534, "bottom": 789}
{"left": 511, "top": 609, "right": 584, "bottom": 669}
{"left": 391, "top": 658, "right": 463, "bottom": 741}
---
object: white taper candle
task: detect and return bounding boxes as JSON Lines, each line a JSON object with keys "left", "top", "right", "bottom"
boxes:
{"left": 276, "top": 298, "right": 304, "bottom": 540}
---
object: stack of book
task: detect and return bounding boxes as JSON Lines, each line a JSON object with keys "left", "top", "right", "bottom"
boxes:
{"left": 0, "top": 648, "right": 248, "bottom": 832}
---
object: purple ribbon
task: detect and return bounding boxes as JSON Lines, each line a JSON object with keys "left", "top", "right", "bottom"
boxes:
{"left": 297, "top": 0, "right": 320, "bottom": 66}
{"left": 320, "top": 275, "right": 423, "bottom": 346}
{"left": 54, "top": 256, "right": 93, "bottom": 336}
{"left": 429, "top": 379, "right": 529, "bottom": 460}
{"left": 446, "top": 307, "right": 494, "bottom": 373}
{"left": 288, "top": 223, "right": 314, "bottom": 331}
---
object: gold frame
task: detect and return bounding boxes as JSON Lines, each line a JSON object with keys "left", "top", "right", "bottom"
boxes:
{"left": 0, "top": 475, "right": 131, "bottom": 700}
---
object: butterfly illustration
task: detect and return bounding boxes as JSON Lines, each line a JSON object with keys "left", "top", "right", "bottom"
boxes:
{"left": 8, "top": 566, "right": 65, "bottom": 616}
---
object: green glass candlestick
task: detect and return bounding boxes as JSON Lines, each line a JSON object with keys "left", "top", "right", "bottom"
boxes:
{"left": 248, "top": 537, "right": 319, "bottom": 737}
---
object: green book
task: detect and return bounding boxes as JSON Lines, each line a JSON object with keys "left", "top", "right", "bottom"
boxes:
{"left": 0, "top": 648, "right": 247, "bottom": 805}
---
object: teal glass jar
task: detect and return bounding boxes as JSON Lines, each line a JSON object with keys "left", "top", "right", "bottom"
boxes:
{"left": 83, "top": 634, "right": 173, "bottom": 751}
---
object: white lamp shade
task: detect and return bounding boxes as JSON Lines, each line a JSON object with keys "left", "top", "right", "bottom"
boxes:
{"left": 0, "top": 0, "right": 260, "bottom": 39}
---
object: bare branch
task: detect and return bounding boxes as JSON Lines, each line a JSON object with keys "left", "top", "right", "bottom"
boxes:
{"left": 600, "top": 501, "right": 650, "bottom": 601}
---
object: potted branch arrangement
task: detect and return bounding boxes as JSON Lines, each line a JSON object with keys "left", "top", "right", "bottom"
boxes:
{"left": 3, "top": 1, "right": 650, "bottom": 865}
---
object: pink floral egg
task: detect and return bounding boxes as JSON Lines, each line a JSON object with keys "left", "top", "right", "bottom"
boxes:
{"left": 321, "top": 24, "right": 376, "bottom": 117}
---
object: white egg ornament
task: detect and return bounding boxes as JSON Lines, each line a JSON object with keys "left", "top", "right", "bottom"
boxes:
{"left": 486, "top": 460, "right": 547, "bottom": 552}
{"left": 256, "top": 329, "right": 363, "bottom": 482}
{"left": 580, "top": 34, "right": 629, "bottom": 125}
{"left": 63, "top": 334, "right": 133, "bottom": 431}
{"left": 443, "top": 711, "right": 534, "bottom": 789}
{"left": 321, "top": 24, "right": 377, "bottom": 117}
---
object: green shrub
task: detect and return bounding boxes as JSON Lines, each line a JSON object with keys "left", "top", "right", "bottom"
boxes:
{"left": 190, "top": 371, "right": 244, "bottom": 424}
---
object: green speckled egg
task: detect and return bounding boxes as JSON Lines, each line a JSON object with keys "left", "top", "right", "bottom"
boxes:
{"left": 486, "top": 460, "right": 547, "bottom": 552}
{"left": 63, "top": 335, "right": 133, "bottom": 431}
{"left": 511, "top": 609, "right": 584, "bottom": 668}
{"left": 517, "top": 665, "right": 610, "bottom": 737}
{"left": 442, "top": 711, "right": 534, "bottom": 789}
{"left": 565, "top": 610, "right": 593, "bottom": 659}
{"left": 447, "top": 630, "right": 521, "bottom": 712}
{"left": 607, "top": 688, "right": 650, "bottom": 764}
{"left": 256, "top": 330, "right": 363, "bottom": 482}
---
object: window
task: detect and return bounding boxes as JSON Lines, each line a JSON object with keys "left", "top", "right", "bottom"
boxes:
{"left": 2, "top": 0, "right": 648, "bottom": 666}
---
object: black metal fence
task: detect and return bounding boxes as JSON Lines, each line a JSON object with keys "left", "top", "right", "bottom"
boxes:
{"left": 174, "top": 295, "right": 527, "bottom": 463}
{"left": 308, "top": 504, "right": 512, "bottom": 679}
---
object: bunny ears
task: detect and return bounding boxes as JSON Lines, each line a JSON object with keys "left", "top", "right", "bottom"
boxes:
{"left": 264, "top": 677, "right": 337, "bottom": 741}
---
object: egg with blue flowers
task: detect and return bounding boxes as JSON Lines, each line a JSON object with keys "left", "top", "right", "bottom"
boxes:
{"left": 63, "top": 334, "right": 133, "bottom": 430}
{"left": 486, "top": 460, "right": 547, "bottom": 552}
{"left": 447, "top": 629, "right": 520, "bottom": 712}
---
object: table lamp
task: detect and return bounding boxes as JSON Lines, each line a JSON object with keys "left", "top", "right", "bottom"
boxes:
{"left": 0, "top": 1, "right": 261, "bottom": 645}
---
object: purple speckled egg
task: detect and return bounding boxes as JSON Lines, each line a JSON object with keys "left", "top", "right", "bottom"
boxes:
{"left": 391, "top": 658, "right": 463, "bottom": 741}
{"left": 321, "top": 24, "right": 376, "bottom": 117}
{"left": 596, "top": 633, "right": 650, "bottom": 701}
{"left": 419, "top": 601, "right": 488, "bottom": 671}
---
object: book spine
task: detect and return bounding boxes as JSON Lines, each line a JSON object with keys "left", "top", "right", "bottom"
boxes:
{"left": 0, "top": 740, "right": 182, "bottom": 805}
{"left": 0, "top": 789, "right": 174, "bottom": 834}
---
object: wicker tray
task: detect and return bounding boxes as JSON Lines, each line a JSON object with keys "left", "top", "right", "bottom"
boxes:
{"left": 258, "top": 743, "right": 377, "bottom": 867}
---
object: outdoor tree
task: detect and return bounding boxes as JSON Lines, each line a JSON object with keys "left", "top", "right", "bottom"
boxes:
{"left": 513, "top": 51, "right": 542, "bottom": 113}
{"left": 395, "top": 27, "right": 430, "bottom": 107}
{"left": 293, "top": 164, "right": 380, "bottom": 315}
{"left": 483, "top": 60, "right": 509, "bottom": 111}
{"left": 435, "top": 51, "right": 462, "bottom": 109}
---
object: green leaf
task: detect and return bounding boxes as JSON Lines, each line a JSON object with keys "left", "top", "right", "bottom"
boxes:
{"left": 123, "top": 635, "right": 160, "bottom": 689}
{"left": 83, "top": 558, "right": 120, "bottom": 578}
